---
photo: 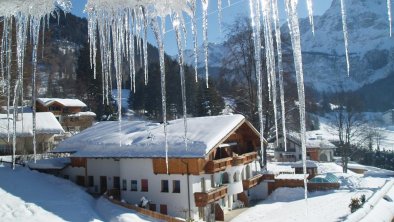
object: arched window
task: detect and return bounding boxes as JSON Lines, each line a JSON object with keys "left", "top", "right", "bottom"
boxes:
{"left": 233, "top": 172, "right": 239, "bottom": 182}
{"left": 221, "top": 172, "right": 229, "bottom": 184}
{"left": 246, "top": 165, "right": 251, "bottom": 179}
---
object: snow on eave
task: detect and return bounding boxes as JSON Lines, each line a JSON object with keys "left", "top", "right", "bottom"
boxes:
{"left": 52, "top": 114, "right": 250, "bottom": 158}
{"left": 0, "top": 112, "right": 64, "bottom": 137}
{"left": 37, "top": 98, "right": 87, "bottom": 108}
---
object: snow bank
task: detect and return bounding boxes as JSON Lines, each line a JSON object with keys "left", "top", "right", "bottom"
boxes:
{"left": 95, "top": 197, "right": 157, "bottom": 222}
{"left": 345, "top": 180, "right": 394, "bottom": 222}
{"left": 0, "top": 165, "right": 101, "bottom": 222}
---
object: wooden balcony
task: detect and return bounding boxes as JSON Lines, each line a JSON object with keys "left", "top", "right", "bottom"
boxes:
{"left": 261, "top": 174, "right": 275, "bottom": 180}
{"left": 242, "top": 151, "right": 258, "bottom": 164}
{"left": 194, "top": 185, "right": 228, "bottom": 207}
{"left": 205, "top": 152, "right": 258, "bottom": 173}
{"left": 232, "top": 151, "right": 258, "bottom": 166}
{"left": 205, "top": 157, "right": 233, "bottom": 173}
{"left": 242, "top": 174, "right": 263, "bottom": 190}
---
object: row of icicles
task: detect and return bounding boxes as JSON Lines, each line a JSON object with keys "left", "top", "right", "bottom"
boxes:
{"left": 0, "top": 0, "right": 393, "bottom": 207}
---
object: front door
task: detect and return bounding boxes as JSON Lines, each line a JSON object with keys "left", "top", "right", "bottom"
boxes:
{"left": 100, "top": 176, "right": 107, "bottom": 194}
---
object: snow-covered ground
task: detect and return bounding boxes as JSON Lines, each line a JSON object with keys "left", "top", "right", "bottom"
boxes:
{"left": 311, "top": 114, "right": 394, "bottom": 151}
{"left": 232, "top": 162, "right": 394, "bottom": 222}
{"left": 0, "top": 163, "right": 154, "bottom": 222}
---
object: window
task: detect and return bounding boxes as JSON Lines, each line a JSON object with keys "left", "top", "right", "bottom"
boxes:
{"left": 161, "top": 180, "right": 169, "bottom": 192}
{"left": 130, "top": 180, "right": 138, "bottom": 191}
{"left": 173, "top": 180, "right": 180, "bottom": 193}
{"left": 141, "top": 179, "right": 148, "bottom": 192}
{"left": 160, "top": 204, "right": 168, "bottom": 215}
{"left": 88, "top": 176, "right": 94, "bottom": 187}
{"left": 149, "top": 203, "right": 156, "bottom": 211}
{"left": 122, "top": 179, "right": 127, "bottom": 190}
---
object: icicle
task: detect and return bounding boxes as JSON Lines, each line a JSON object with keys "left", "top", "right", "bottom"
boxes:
{"left": 272, "top": 0, "right": 287, "bottom": 151}
{"left": 388, "top": 0, "right": 392, "bottom": 37}
{"left": 31, "top": 16, "right": 41, "bottom": 163}
{"left": 261, "top": 0, "right": 279, "bottom": 146}
{"left": 202, "top": 0, "right": 209, "bottom": 88}
{"left": 191, "top": 0, "right": 199, "bottom": 82}
{"left": 249, "top": 0, "right": 265, "bottom": 168}
{"left": 340, "top": 0, "right": 350, "bottom": 76}
{"left": 151, "top": 17, "right": 169, "bottom": 174}
{"left": 218, "top": 0, "right": 223, "bottom": 33}
{"left": 12, "top": 80, "right": 20, "bottom": 170}
{"left": 306, "top": 0, "right": 315, "bottom": 35}
{"left": 173, "top": 13, "right": 188, "bottom": 150}
{"left": 285, "top": 0, "right": 308, "bottom": 211}
{"left": 143, "top": 10, "right": 149, "bottom": 85}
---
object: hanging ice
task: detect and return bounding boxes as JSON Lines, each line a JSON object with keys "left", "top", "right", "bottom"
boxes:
{"left": 272, "top": 0, "right": 287, "bottom": 151}
{"left": 388, "top": 0, "right": 392, "bottom": 37}
{"left": 202, "top": 0, "right": 210, "bottom": 88}
{"left": 173, "top": 13, "right": 189, "bottom": 150}
{"left": 306, "top": 0, "right": 315, "bottom": 35}
{"left": 191, "top": 0, "right": 199, "bottom": 82}
{"left": 340, "top": 0, "right": 350, "bottom": 76}
{"left": 0, "top": 0, "right": 72, "bottom": 169}
{"left": 261, "top": 0, "right": 279, "bottom": 146}
{"left": 285, "top": 0, "right": 308, "bottom": 208}
{"left": 249, "top": 0, "right": 265, "bottom": 168}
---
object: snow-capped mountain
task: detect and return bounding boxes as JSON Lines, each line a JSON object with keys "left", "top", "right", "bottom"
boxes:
{"left": 188, "top": 0, "right": 393, "bottom": 92}
{"left": 183, "top": 42, "right": 228, "bottom": 68}
{"left": 296, "top": 0, "right": 394, "bottom": 91}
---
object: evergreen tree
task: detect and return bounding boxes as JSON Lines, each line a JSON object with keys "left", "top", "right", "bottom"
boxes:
{"left": 76, "top": 42, "right": 114, "bottom": 120}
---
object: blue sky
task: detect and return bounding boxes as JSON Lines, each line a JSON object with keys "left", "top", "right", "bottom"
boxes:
{"left": 71, "top": 0, "right": 332, "bottom": 55}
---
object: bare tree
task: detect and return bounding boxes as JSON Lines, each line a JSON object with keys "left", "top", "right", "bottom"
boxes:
{"left": 332, "top": 91, "right": 364, "bottom": 173}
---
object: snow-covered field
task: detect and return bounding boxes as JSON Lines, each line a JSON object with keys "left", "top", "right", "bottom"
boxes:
{"left": 0, "top": 163, "right": 154, "bottom": 222}
{"left": 312, "top": 114, "right": 394, "bottom": 151}
{"left": 232, "top": 162, "right": 394, "bottom": 222}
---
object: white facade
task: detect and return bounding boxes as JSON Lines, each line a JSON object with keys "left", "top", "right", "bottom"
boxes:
{"left": 61, "top": 158, "right": 262, "bottom": 221}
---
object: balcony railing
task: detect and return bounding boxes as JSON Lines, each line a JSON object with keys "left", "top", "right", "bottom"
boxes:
{"left": 205, "top": 157, "right": 233, "bottom": 173}
{"left": 194, "top": 185, "right": 228, "bottom": 207}
{"left": 205, "top": 152, "right": 259, "bottom": 173}
{"left": 242, "top": 174, "right": 263, "bottom": 190}
{"left": 242, "top": 151, "right": 258, "bottom": 164}
{"left": 276, "top": 148, "right": 296, "bottom": 152}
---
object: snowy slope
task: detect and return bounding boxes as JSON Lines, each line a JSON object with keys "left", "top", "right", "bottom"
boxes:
{"left": 232, "top": 162, "right": 394, "bottom": 222}
{"left": 296, "top": 0, "right": 394, "bottom": 91}
{"left": 0, "top": 164, "right": 155, "bottom": 222}
{"left": 0, "top": 165, "right": 101, "bottom": 222}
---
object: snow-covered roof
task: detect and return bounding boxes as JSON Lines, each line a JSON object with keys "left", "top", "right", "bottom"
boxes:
{"left": 0, "top": 112, "right": 65, "bottom": 137}
{"left": 37, "top": 98, "right": 87, "bottom": 107}
{"left": 276, "top": 174, "right": 307, "bottom": 180}
{"left": 53, "top": 114, "right": 252, "bottom": 158}
{"left": 269, "top": 132, "right": 336, "bottom": 150}
{"left": 291, "top": 160, "right": 318, "bottom": 168}
{"left": 66, "top": 111, "right": 96, "bottom": 117}
{"left": 27, "top": 158, "right": 70, "bottom": 170}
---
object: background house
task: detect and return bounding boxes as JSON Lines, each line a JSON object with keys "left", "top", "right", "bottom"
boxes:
{"left": 0, "top": 112, "right": 64, "bottom": 155}
{"left": 271, "top": 133, "right": 336, "bottom": 162}
{"left": 52, "top": 114, "right": 269, "bottom": 221}
{"left": 382, "top": 109, "right": 394, "bottom": 125}
{"left": 36, "top": 98, "right": 96, "bottom": 132}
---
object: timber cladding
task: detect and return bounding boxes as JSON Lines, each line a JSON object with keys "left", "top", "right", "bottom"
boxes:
{"left": 70, "top": 157, "right": 87, "bottom": 167}
{"left": 152, "top": 158, "right": 206, "bottom": 175}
